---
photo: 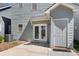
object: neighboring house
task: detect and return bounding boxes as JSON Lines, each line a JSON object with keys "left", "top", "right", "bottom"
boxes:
{"left": 0, "top": 3, "right": 79, "bottom": 49}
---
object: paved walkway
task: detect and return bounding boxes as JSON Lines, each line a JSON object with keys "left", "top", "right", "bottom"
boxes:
{"left": 0, "top": 42, "right": 77, "bottom": 56}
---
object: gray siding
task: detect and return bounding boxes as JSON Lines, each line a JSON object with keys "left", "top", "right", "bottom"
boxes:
{"left": 19, "top": 21, "right": 33, "bottom": 41}
{"left": 74, "top": 10, "right": 79, "bottom": 41}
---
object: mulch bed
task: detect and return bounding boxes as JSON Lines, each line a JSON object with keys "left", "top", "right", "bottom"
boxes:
{"left": 0, "top": 41, "right": 26, "bottom": 52}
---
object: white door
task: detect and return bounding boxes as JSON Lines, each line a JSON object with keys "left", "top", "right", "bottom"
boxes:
{"left": 53, "top": 19, "right": 68, "bottom": 47}
{"left": 33, "top": 24, "right": 47, "bottom": 42}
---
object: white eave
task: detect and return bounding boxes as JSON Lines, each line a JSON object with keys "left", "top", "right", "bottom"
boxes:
{"left": 0, "top": 5, "right": 11, "bottom": 10}
{"left": 31, "top": 15, "right": 49, "bottom": 21}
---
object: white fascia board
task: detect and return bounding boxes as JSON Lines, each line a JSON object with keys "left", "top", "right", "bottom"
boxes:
{"left": 0, "top": 5, "right": 11, "bottom": 10}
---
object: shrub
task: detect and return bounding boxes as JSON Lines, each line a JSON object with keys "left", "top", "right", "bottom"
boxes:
{"left": 0, "top": 35, "right": 4, "bottom": 43}
{"left": 74, "top": 40, "right": 79, "bottom": 51}
{"left": 12, "top": 39, "right": 17, "bottom": 41}
{"left": 11, "top": 41, "right": 19, "bottom": 45}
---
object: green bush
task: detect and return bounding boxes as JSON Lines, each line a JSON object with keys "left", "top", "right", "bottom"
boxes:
{"left": 0, "top": 35, "right": 4, "bottom": 43}
{"left": 12, "top": 39, "right": 17, "bottom": 41}
{"left": 74, "top": 40, "right": 79, "bottom": 51}
{"left": 11, "top": 41, "right": 19, "bottom": 45}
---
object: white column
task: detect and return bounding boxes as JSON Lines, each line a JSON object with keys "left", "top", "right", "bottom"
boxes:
{"left": 50, "top": 17, "right": 54, "bottom": 48}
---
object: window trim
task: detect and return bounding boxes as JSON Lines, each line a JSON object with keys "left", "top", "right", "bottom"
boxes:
{"left": 31, "top": 3, "right": 38, "bottom": 11}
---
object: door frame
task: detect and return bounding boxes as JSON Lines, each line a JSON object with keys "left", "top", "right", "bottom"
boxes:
{"left": 33, "top": 24, "right": 47, "bottom": 42}
{"left": 53, "top": 18, "right": 68, "bottom": 48}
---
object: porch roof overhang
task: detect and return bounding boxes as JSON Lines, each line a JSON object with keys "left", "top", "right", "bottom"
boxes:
{"left": 30, "top": 15, "right": 50, "bottom": 25}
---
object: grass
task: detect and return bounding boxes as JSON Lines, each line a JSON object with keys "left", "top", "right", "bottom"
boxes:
{"left": 74, "top": 40, "right": 79, "bottom": 51}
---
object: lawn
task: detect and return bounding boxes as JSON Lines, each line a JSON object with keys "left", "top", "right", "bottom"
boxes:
{"left": 0, "top": 41, "right": 26, "bottom": 52}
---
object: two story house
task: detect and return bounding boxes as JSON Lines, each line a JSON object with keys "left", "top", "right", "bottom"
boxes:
{"left": 0, "top": 3, "right": 79, "bottom": 49}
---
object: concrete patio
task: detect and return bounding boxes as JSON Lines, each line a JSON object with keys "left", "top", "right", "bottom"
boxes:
{"left": 0, "top": 42, "right": 77, "bottom": 56}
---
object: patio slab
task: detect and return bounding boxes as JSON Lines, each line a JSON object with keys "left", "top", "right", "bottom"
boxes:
{"left": 0, "top": 42, "right": 77, "bottom": 56}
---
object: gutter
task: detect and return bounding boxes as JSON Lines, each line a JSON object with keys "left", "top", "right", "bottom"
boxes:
{"left": 0, "top": 5, "right": 11, "bottom": 11}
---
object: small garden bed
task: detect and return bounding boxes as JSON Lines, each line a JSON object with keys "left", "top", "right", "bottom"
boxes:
{"left": 0, "top": 41, "right": 26, "bottom": 52}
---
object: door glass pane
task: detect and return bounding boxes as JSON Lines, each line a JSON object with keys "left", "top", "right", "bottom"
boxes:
{"left": 41, "top": 26, "right": 46, "bottom": 39}
{"left": 35, "top": 26, "right": 39, "bottom": 39}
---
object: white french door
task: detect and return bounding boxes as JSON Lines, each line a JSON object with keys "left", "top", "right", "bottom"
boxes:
{"left": 33, "top": 24, "right": 47, "bottom": 42}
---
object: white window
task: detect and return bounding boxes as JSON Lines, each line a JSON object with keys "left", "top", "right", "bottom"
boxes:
{"left": 18, "top": 24, "right": 23, "bottom": 32}
{"left": 32, "top": 3, "right": 37, "bottom": 11}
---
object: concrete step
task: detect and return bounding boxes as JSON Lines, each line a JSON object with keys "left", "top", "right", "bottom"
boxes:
{"left": 53, "top": 46, "right": 71, "bottom": 52}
